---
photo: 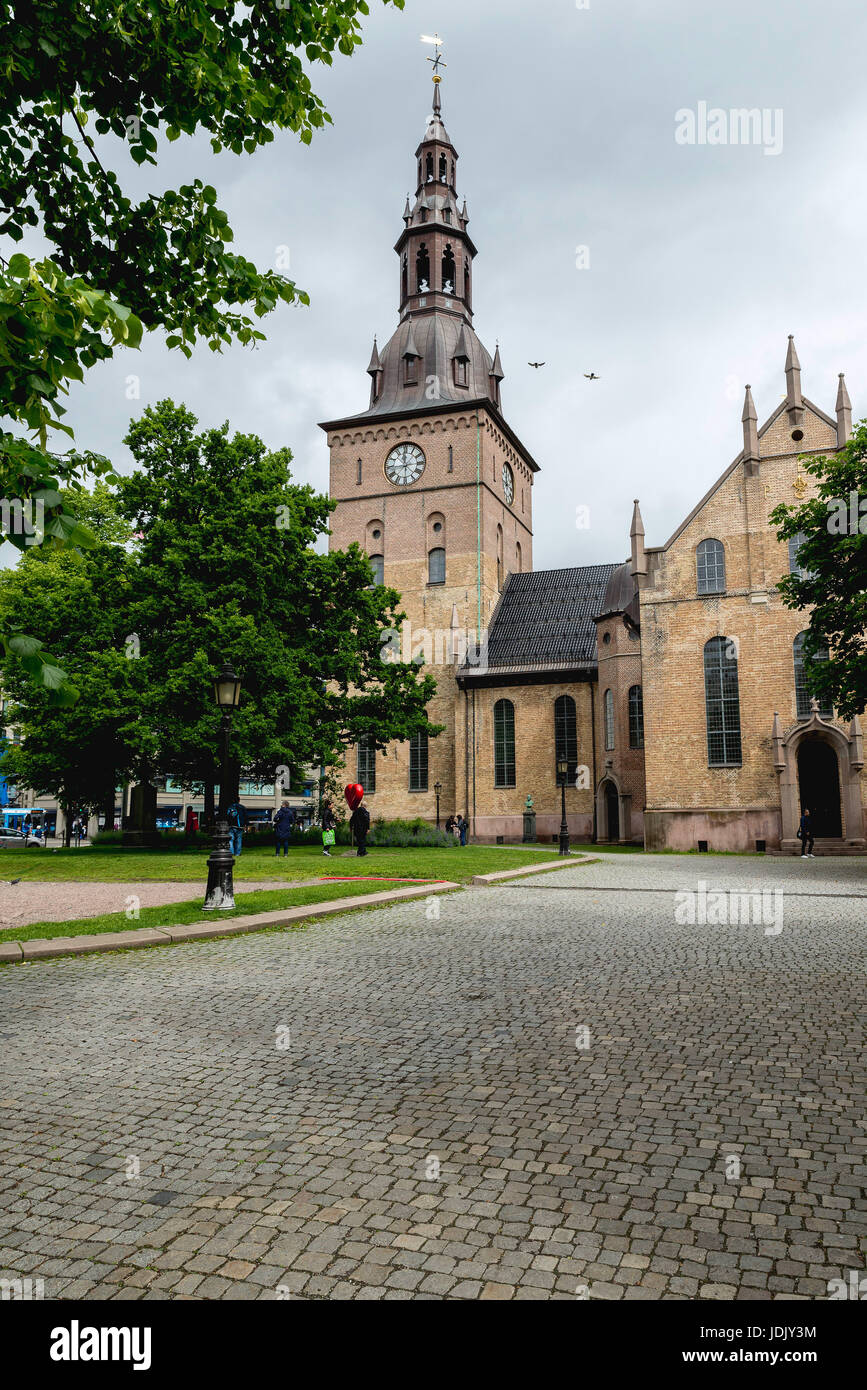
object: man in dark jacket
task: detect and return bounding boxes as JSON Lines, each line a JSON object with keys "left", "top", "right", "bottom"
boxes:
{"left": 350, "top": 797, "right": 371, "bottom": 857}
{"left": 799, "top": 808, "right": 815, "bottom": 858}
{"left": 226, "top": 800, "right": 248, "bottom": 858}
{"left": 273, "top": 801, "right": 295, "bottom": 857}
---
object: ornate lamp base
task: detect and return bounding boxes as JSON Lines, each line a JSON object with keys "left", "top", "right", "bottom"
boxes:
{"left": 203, "top": 820, "right": 236, "bottom": 910}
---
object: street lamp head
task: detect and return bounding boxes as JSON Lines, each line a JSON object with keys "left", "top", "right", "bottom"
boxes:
{"left": 214, "top": 661, "right": 242, "bottom": 710}
{"left": 556, "top": 758, "right": 568, "bottom": 779}
{"left": 434, "top": 781, "right": 443, "bottom": 796}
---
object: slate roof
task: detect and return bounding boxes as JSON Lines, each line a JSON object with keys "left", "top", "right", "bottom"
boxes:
{"left": 460, "top": 564, "right": 620, "bottom": 680}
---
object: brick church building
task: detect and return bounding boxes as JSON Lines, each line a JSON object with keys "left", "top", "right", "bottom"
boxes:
{"left": 320, "top": 81, "right": 866, "bottom": 854}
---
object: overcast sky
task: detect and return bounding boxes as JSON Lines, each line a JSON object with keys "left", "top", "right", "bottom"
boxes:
{"left": 27, "top": 0, "right": 867, "bottom": 569}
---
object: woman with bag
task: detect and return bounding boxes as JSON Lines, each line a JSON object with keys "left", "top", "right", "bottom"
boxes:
{"left": 321, "top": 801, "right": 337, "bottom": 858}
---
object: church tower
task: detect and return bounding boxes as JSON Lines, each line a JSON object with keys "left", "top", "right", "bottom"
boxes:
{"left": 320, "top": 59, "right": 539, "bottom": 822}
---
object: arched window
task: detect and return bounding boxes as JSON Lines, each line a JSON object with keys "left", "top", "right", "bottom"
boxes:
{"left": 515, "top": 541, "right": 522, "bottom": 573}
{"left": 794, "top": 632, "right": 832, "bottom": 718}
{"left": 428, "top": 547, "right": 445, "bottom": 585}
{"left": 401, "top": 255, "right": 408, "bottom": 301}
{"left": 356, "top": 458, "right": 362, "bottom": 485}
{"left": 425, "top": 153, "right": 434, "bottom": 182}
{"left": 368, "top": 554, "right": 384, "bottom": 586}
{"left": 357, "top": 736, "right": 376, "bottom": 793}
{"left": 494, "top": 699, "right": 516, "bottom": 787}
{"left": 439, "top": 153, "right": 447, "bottom": 183}
{"left": 496, "top": 525, "right": 504, "bottom": 591}
{"left": 704, "top": 636, "right": 742, "bottom": 766}
{"left": 464, "top": 258, "right": 471, "bottom": 305}
{"left": 604, "top": 689, "right": 615, "bottom": 750}
{"left": 409, "top": 732, "right": 429, "bottom": 792}
{"left": 628, "top": 685, "right": 644, "bottom": 749}
{"left": 697, "top": 538, "right": 726, "bottom": 595}
{"left": 441, "top": 245, "right": 455, "bottom": 294}
{"left": 416, "top": 243, "right": 430, "bottom": 293}
{"left": 554, "top": 695, "right": 578, "bottom": 780}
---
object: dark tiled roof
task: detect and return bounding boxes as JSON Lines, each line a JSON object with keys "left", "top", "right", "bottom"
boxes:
{"left": 474, "top": 564, "right": 621, "bottom": 673}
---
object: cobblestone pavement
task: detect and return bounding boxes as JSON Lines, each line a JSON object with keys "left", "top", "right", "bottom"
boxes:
{"left": 0, "top": 853, "right": 864, "bottom": 1301}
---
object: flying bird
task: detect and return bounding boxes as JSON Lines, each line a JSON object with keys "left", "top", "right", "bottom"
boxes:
{"left": 528, "top": 361, "right": 546, "bottom": 369}
{"left": 584, "top": 372, "right": 600, "bottom": 380}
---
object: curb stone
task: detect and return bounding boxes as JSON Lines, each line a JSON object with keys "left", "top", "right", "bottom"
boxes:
{"left": 7, "top": 882, "right": 462, "bottom": 964}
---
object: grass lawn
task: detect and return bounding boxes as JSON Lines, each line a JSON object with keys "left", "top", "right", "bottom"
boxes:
{"left": 0, "top": 843, "right": 555, "bottom": 885}
{"left": 6, "top": 879, "right": 422, "bottom": 944}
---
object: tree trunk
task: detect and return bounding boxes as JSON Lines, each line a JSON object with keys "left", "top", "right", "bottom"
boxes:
{"left": 203, "top": 780, "right": 215, "bottom": 830}
{"left": 103, "top": 782, "right": 117, "bottom": 833}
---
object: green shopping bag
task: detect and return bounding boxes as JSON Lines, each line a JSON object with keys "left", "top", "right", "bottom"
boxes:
{"left": 322, "top": 828, "right": 336, "bottom": 848}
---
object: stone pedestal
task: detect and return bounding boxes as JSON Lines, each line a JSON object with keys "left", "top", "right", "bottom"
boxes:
{"left": 122, "top": 782, "right": 159, "bottom": 848}
{"left": 522, "top": 811, "right": 536, "bottom": 843}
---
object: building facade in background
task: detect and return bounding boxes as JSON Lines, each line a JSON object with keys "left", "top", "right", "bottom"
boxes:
{"left": 322, "top": 83, "right": 866, "bottom": 853}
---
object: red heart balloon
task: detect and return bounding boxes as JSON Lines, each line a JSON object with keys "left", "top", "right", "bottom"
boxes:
{"left": 344, "top": 783, "right": 364, "bottom": 810}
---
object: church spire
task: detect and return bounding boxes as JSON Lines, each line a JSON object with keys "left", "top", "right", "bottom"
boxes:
{"left": 785, "top": 335, "right": 804, "bottom": 427}
{"left": 836, "top": 372, "right": 852, "bottom": 447}
{"left": 742, "top": 384, "right": 758, "bottom": 461}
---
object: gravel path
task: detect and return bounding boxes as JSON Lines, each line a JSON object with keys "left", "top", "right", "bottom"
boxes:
{"left": 0, "top": 879, "right": 322, "bottom": 931}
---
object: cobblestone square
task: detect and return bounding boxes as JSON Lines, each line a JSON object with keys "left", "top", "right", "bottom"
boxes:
{"left": 0, "top": 854, "right": 864, "bottom": 1300}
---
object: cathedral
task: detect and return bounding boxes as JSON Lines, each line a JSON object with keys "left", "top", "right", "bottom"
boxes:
{"left": 320, "top": 80, "right": 866, "bottom": 854}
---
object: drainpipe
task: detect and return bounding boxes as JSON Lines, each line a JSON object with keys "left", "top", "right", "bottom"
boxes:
{"left": 590, "top": 681, "right": 598, "bottom": 843}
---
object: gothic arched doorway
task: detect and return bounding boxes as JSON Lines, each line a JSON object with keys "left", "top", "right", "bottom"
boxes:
{"left": 797, "top": 737, "right": 842, "bottom": 838}
{"left": 604, "top": 781, "right": 620, "bottom": 841}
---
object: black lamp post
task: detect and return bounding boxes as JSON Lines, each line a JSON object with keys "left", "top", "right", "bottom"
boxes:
{"left": 434, "top": 780, "right": 442, "bottom": 829}
{"left": 203, "top": 661, "right": 243, "bottom": 911}
{"left": 557, "top": 757, "right": 570, "bottom": 857}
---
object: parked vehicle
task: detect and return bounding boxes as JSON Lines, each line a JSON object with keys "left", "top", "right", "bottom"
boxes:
{"left": 0, "top": 828, "right": 44, "bottom": 848}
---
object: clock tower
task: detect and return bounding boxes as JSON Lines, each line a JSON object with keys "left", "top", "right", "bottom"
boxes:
{"left": 320, "top": 68, "right": 539, "bottom": 821}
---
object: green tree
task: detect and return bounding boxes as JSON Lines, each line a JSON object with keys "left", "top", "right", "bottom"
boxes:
{"left": 772, "top": 423, "right": 867, "bottom": 721}
{"left": 0, "top": 0, "right": 404, "bottom": 693}
{"left": 0, "top": 485, "right": 145, "bottom": 837}
{"left": 118, "top": 400, "right": 438, "bottom": 812}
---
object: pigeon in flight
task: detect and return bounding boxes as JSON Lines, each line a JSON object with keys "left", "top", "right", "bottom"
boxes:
{"left": 528, "top": 361, "right": 546, "bottom": 369}
{"left": 584, "top": 372, "right": 600, "bottom": 380}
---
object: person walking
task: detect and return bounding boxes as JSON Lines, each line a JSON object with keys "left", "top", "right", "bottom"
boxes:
{"left": 72, "top": 816, "right": 83, "bottom": 848}
{"left": 226, "top": 800, "right": 248, "bottom": 858}
{"left": 273, "top": 801, "right": 295, "bottom": 857}
{"left": 350, "top": 795, "right": 371, "bottom": 858}
{"left": 321, "top": 800, "right": 337, "bottom": 858}
{"left": 798, "top": 807, "right": 815, "bottom": 858}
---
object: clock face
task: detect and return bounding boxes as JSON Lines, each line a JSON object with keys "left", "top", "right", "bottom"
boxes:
{"left": 502, "top": 463, "right": 514, "bottom": 504}
{"left": 384, "top": 442, "right": 426, "bottom": 487}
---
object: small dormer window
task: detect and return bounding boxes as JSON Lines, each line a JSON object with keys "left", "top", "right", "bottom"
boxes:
{"left": 419, "top": 207, "right": 428, "bottom": 223}
{"left": 453, "top": 357, "right": 469, "bottom": 388}
{"left": 404, "top": 354, "right": 419, "bottom": 386}
{"left": 443, "top": 208, "right": 451, "bottom": 224}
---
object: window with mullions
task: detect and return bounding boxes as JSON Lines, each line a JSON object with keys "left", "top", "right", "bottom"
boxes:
{"left": 794, "top": 632, "right": 832, "bottom": 718}
{"left": 494, "top": 699, "right": 516, "bottom": 788}
{"left": 554, "top": 695, "right": 577, "bottom": 780}
{"left": 704, "top": 637, "right": 742, "bottom": 766}
{"left": 697, "top": 538, "right": 726, "bottom": 594}
{"left": 604, "top": 688, "right": 615, "bottom": 751}
{"left": 357, "top": 736, "right": 377, "bottom": 793}
{"left": 428, "top": 547, "right": 445, "bottom": 585}
{"left": 788, "top": 532, "right": 813, "bottom": 581}
{"left": 628, "top": 685, "right": 644, "bottom": 750}
{"left": 409, "top": 732, "right": 429, "bottom": 791}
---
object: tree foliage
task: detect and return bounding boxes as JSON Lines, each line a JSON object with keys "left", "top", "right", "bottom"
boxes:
{"left": 772, "top": 423, "right": 867, "bottom": 722}
{"left": 0, "top": 0, "right": 403, "bottom": 695}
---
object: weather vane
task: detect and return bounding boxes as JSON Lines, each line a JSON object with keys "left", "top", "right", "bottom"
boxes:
{"left": 421, "top": 33, "right": 446, "bottom": 84}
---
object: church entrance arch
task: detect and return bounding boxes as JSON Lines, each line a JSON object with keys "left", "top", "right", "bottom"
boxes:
{"left": 797, "top": 737, "right": 842, "bottom": 838}
{"left": 603, "top": 780, "right": 620, "bottom": 841}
